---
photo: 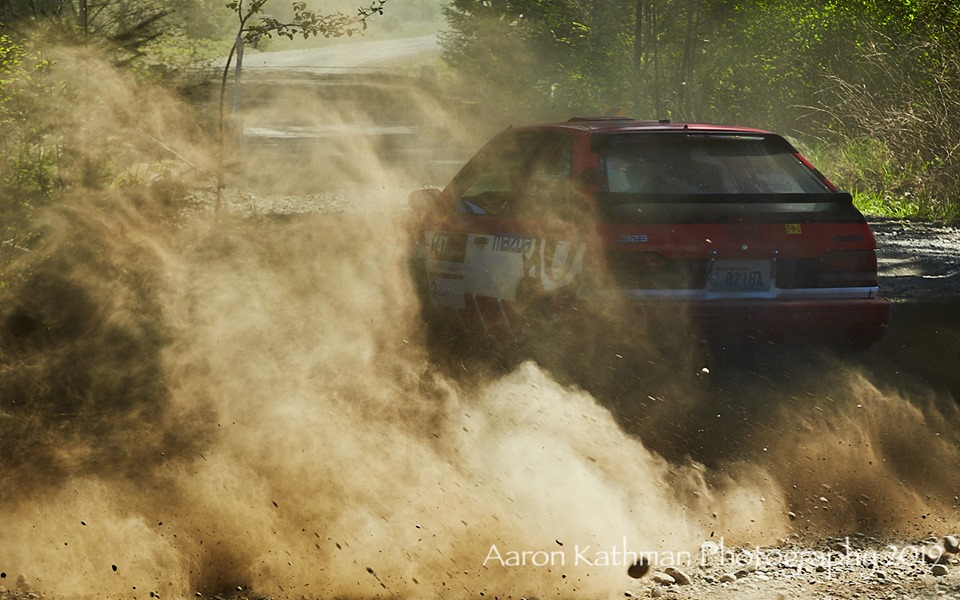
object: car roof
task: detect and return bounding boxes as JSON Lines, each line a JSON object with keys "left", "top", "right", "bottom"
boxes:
{"left": 514, "top": 117, "right": 774, "bottom": 136}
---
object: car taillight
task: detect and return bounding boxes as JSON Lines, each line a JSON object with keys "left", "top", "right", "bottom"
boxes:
{"left": 819, "top": 250, "right": 878, "bottom": 287}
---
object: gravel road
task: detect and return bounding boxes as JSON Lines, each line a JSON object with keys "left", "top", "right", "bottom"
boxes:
{"left": 873, "top": 219, "right": 960, "bottom": 302}
{"left": 223, "top": 35, "right": 441, "bottom": 74}
{"left": 620, "top": 534, "right": 960, "bottom": 600}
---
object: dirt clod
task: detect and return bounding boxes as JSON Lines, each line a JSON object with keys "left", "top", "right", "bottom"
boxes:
{"left": 627, "top": 558, "right": 651, "bottom": 579}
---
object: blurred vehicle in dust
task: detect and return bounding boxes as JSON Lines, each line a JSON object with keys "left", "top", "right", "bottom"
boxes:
{"left": 408, "top": 117, "right": 890, "bottom": 352}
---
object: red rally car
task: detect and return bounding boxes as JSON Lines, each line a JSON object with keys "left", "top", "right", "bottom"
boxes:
{"left": 408, "top": 117, "right": 891, "bottom": 349}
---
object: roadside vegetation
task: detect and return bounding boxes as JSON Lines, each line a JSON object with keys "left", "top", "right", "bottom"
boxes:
{"left": 0, "top": 0, "right": 392, "bottom": 278}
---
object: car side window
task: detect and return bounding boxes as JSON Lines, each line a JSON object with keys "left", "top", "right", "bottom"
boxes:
{"left": 456, "top": 133, "right": 534, "bottom": 216}
{"left": 516, "top": 134, "right": 573, "bottom": 219}
{"left": 455, "top": 132, "right": 572, "bottom": 217}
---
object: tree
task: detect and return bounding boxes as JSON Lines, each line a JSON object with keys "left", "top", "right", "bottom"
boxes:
{"left": 215, "top": 0, "right": 387, "bottom": 208}
{"left": 442, "top": 0, "right": 637, "bottom": 120}
{"left": 441, "top": 0, "right": 717, "bottom": 120}
{"left": 217, "top": 0, "right": 388, "bottom": 144}
{"left": 0, "top": 0, "right": 189, "bottom": 64}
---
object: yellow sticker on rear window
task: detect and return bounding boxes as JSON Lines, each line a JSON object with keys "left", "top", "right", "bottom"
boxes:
{"left": 786, "top": 224, "right": 802, "bottom": 234}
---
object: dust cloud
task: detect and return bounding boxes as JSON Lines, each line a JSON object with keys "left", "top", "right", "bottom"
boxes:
{"left": 0, "top": 190, "right": 788, "bottom": 598}
{"left": 747, "top": 367, "right": 960, "bottom": 534}
{"left": 1, "top": 44, "right": 959, "bottom": 600}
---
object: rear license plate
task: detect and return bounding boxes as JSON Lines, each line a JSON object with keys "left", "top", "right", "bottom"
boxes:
{"left": 708, "top": 260, "right": 772, "bottom": 292}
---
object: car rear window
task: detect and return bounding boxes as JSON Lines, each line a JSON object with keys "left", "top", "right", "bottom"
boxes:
{"left": 602, "top": 133, "right": 830, "bottom": 194}
{"left": 598, "top": 133, "right": 861, "bottom": 224}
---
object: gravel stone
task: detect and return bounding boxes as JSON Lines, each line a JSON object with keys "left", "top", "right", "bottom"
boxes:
{"left": 663, "top": 567, "right": 691, "bottom": 585}
{"left": 924, "top": 547, "right": 948, "bottom": 565}
{"left": 830, "top": 540, "right": 850, "bottom": 554}
{"left": 651, "top": 572, "right": 676, "bottom": 586}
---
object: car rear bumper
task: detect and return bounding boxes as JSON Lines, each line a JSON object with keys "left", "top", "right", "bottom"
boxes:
{"left": 623, "top": 296, "right": 892, "bottom": 346}
{"left": 425, "top": 287, "right": 891, "bottom": 349}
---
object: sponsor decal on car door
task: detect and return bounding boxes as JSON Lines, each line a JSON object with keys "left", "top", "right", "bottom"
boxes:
{"left": 466, "top": 233, "right": 533, "bottom": 300}
{"left": 462, "top": 233, "right": 584, "bottom": 301}
{"left": 425, "top": 229, "right": 584, "bottom": 326}
{"left": 424, "top": 231, "right": 467, "bottom": 309}
{"left": 473, "top": 233, "right": 585, "bottom": 332}
{"left": 528, "top": 238, "right": 585, "bottom": 292}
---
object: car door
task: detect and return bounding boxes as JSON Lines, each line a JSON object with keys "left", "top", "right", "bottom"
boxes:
{"left": 423, "top": 129, "right": 584, "bottom": 335}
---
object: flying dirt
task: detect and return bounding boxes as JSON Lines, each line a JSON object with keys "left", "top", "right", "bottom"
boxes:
{"left": 1, "top": 43, "right": 960, "bottom": 600}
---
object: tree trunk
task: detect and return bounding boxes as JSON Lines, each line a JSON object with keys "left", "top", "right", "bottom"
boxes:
{"left": 679, "top": 0, "right": 698, "bottom": 119}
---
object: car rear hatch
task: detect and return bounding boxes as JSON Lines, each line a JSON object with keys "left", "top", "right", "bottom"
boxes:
{"left": 599, "top": 196, "right": 878, "bottom": 298}
{"left": 590, "top": 131, "right": 889, "bottom": 340}
{"left": 594, "top": 132, "right": 876, "bottom": 296}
